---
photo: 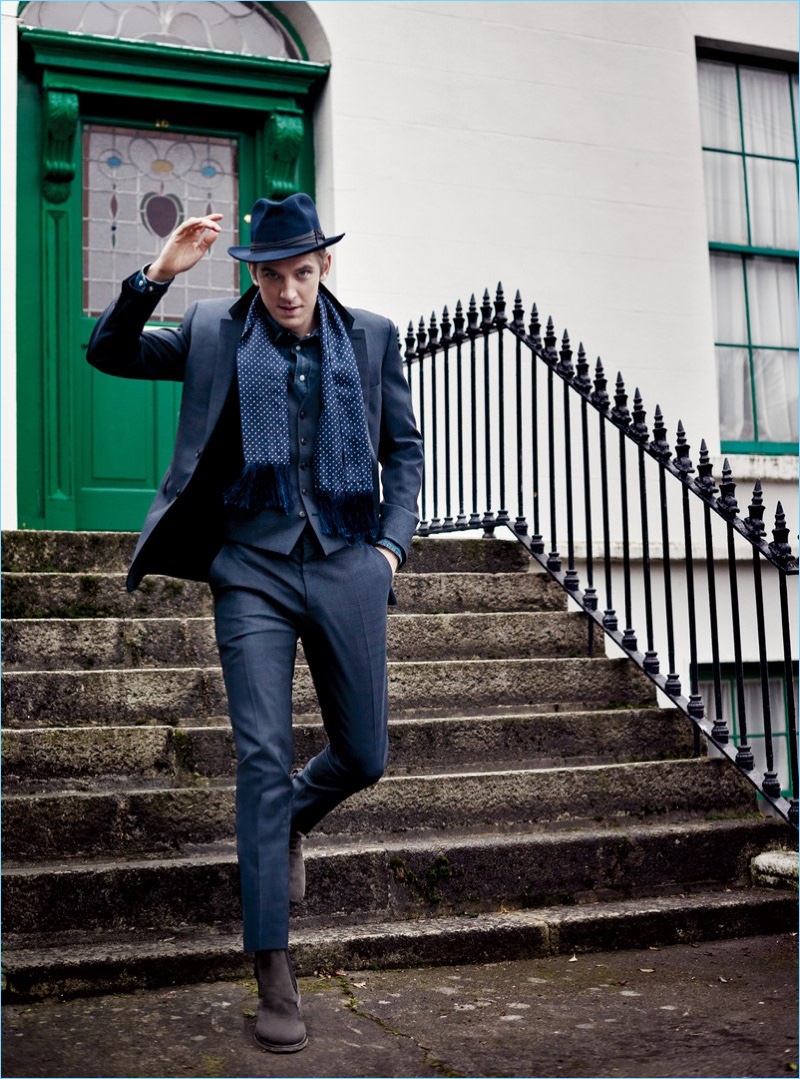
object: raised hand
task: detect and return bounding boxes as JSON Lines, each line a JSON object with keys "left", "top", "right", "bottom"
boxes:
{"left": 147, "top": 214, "right": 224, "bottom": 281}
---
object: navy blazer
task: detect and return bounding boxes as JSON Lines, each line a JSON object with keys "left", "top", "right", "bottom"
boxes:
{"left": 87, "top": 277, "right": 424, "bottom": 592}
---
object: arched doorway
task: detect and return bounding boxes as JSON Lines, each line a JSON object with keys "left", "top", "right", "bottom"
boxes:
{"left": 16, "top": 1, "right": 328, "bottom": 530}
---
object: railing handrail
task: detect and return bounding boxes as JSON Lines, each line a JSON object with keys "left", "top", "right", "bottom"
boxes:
{"left": 403, "top": 287, "right": 798, "bottom": 576}
{"left": 403, "top": 283, "right": 799, "bottom": 829}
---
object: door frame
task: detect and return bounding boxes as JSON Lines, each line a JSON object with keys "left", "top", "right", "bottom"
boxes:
{"left": 16, "top": 21, "right": 328, "bottom": 530}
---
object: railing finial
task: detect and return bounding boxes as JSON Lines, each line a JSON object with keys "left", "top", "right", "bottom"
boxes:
{"left": 511, "top": 290, "right": 525, "bottom": 331}
{"left": 745, "top": 479, "right": 766, "bottom": 538}
{"left": 574, "top": 342, "right": 592, "bottom": 394}
{"left": 528, "top": 303, "right": 542, "bottom": 348}
{"left": 717, "top": 458, "right": 739, "bottom": 518}
{"left": 428, "top": 310, "right": 439, "bottom": 349}
{"left": 467, "top": 294, "right": 479, "bottom": 336}
{"left": 494, "top": 282, "right": 507, "bottom": 327}
{"left": 611, "top": 373, "right": 631, "bottom": 427}
{"left": 481, "top": 289, "right": 493, "bottom": 331}
{"left": 770, "top": 501, "right": 798, "bottom": 571}
{"left": 557, "top": 330, "right": 574, "bottom": 379}
{"left": 405, "top": 320, "right": 417, "bottom": 360}
{"left": 543, "top": 316, "right": 558, "bottom": 364}
{"left": 591, "top": 357, "right": 610, "bottom": 412}
{"left": 674, "top": 420, "right": 694, "bottom": 475}
{"left": 631, "top": 388, "right": 649, "bottom": 443}
{"left": 453, "top": 299, "right": 466, "bottom": 341}
{"left": 694, "top": 439, "right": 717, "bottom": 497}
{"left": 440, "top": 305, "right": 452, "bottom": 345}
{"left": 416, "top": 316, "right": 428, "bottom": 356}
{"left": 650, "top": 405, "right": 671, "bottom": 460}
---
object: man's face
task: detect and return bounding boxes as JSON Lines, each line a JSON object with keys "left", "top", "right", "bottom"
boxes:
{"left": 248, "top": 251, "right": 331, "bottom": 339}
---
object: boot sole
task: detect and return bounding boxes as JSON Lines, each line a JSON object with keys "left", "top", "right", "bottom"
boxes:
{"left": 254, "top": 1031, "right": 309, "bottom": 1054}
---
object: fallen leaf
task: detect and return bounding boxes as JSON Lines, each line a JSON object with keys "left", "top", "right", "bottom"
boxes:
{"left": 352, "top": 982, "right": 367, "bottom": 989}
{"left": 568, "top": 954, "right": 578, "bottom": 963}
{"left": 639, "top": 968, "right": 655, "bottom": 974}
{"left": 648, "top": 946, "right": 660, "bottom": 952}
{"left": 719, "top": 977, "right": 728, "bottom": 983}
{"left": 618, "top": 980, "right": 628, "bottom": 986}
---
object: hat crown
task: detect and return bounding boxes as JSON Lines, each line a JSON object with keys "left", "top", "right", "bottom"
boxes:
{"left": 249, "top": 193, "right": 324, "bottom": 249}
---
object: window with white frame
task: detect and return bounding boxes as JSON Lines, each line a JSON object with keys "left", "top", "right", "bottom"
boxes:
{"left": 697, "top": 54, "right": 798, "bottom": 455}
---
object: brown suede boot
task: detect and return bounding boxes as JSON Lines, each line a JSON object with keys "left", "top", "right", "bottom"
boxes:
{"left": 289, "top": 832, "right": 305, "bottom": 903}
{"left": 253, "top": 949, "right": 308, "bottom": 1053}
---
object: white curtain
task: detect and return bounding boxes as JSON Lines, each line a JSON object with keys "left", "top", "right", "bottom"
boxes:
{"left": 700, "top": 60, "right": 799, "bottom": 446}
{"left": 716, "top": 346, "right": 754, "bottom": 441}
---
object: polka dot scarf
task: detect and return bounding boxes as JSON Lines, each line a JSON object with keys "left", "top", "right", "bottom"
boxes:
{"left": 225, "top": 291, "right": 378, "bottom": 543}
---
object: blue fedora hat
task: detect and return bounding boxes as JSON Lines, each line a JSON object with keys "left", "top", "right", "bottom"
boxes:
{"left": 228, "top": 193, "right": 344, "bottom": 262}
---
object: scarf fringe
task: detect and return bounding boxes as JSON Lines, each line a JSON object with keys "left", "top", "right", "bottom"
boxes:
{"left": 316, "top": 491, "right": 378, "bottom": 544}
{"left": 224, "top": 462, "right": 293, "bottom": 515}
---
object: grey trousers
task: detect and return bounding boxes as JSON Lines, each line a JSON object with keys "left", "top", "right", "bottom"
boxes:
{"left": 209, "top": 534, "right": 392, "bottom": 951}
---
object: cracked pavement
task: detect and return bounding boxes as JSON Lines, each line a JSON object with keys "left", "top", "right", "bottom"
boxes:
{"left": 3, "top": 934, "right": 797, "bottom": 1078}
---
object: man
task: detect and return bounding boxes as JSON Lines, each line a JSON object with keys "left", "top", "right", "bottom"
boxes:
{"left": 87, "top": 193, "right": 424, "bottom": 1053}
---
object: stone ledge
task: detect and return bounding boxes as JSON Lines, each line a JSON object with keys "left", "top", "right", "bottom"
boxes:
{"left": 751, "top": 850, "right": 798, "bottom": 891}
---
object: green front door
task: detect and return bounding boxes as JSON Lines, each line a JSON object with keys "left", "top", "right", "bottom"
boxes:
{"left": 16, "top": 23, "right": 325, "bottom": 533}
{"left": 76, "top": 119, "right": 251, "bottom": 531}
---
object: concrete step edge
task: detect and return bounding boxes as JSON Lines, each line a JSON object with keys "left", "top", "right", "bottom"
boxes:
{"left": 3, "top": 816, "right": 788, "bottom": 879}
{"left": 3, "top": 889, "right": 795, "bottom": 1002}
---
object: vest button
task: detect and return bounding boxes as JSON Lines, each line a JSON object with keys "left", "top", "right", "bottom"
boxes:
{"left": 301, "top": 488, "right": 308, "bottom": 496}
{"left": 299, "top": 411, "right": 306, "bottom": 419}
{"left": 300, "top": 437, "right": 308, "bottom": 445}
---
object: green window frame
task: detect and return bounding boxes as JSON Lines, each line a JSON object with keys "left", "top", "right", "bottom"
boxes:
{"left": 699, "top": 663, "right": 798, "bottom": 800}
{"left": 698, "top": 50, "right": 799, "bottom": 456}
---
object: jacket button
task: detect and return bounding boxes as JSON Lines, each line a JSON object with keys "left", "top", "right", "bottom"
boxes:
{"left": 299, "top": 411, "right": 306, "bottom": 419}
{"left": 301, "top": 488, "right": 308, "bottom": 496}
{"left": 298, "top": 510, "right": 307, "bottom": 519}
{"left": 195, "top": 448, "right": 202, "bottom": 458}
{"left": 300, "top": 437, "right": 308, "bottom": 445}
{"left": 175, "top": 487, "right": 182, "bottom": 497}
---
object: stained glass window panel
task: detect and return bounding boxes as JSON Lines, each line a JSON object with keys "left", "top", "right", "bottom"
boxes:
{"left": 20, "top": 2, "right": 300, "bottom": 59}
{"left": 83, "top": 125, "right": 239, "bottom": 322}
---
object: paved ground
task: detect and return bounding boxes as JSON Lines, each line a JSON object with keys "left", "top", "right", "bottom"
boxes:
{"left": 3, "top": 933, "right": 797, "bottom": 1079}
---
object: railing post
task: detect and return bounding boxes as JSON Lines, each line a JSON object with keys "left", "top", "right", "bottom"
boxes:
{"left": 612, "top": 374, "right": 636, "bottom": 651}
{"left": 481, "top": 289, "right": 496, "bottom": 537}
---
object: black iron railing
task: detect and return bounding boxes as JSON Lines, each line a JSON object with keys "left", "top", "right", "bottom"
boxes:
{"left": 404, "top": 285, "right": 799, "bottom": 828}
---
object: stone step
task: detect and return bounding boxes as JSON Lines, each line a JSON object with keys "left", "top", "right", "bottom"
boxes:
{"left": 2, "top": 611, "right": 599, "bottom": 671}
{"left": 1, "top": 570, "right": 564, "bottom": 620}
{"left": 2, "top": 656, "right": 655, "bottom": 730}
{"left": 3, "top": 888, "right": 795, "bottom": 1003}
{"left": 2, "top": 818, "right": 790, "bottom": 936}
{"left": 2, "top": 758, "right": 757, "bottom": 861}
{"left": 1, "top": 708, "right": 692, "bottom": 791}
{"left": 0, "top": 533, "right": 531, "bottom": 576}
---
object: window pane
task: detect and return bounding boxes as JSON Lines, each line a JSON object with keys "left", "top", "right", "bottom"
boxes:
{"left": 746, "top": 258, "right": 799, "bottom": 348}
{"left": 20, "top": 1, "right": 300, "bottom": 59}
{"left": 710, "top": 253, "right": 747, "bottom": 344}
{"left": 83, "top": 125, "right": 239, "bottom": 322}
{"left": 716, "top": 346, "right": 754, "bottom": 441}
{"left": 752, "top": 349, "right": 799, "bottom": 442}
{"left": 746, "top": 158, "right": 799, "bottom": 250}
{"left": 698, "top": 60, "right": 742, "bottom": 151}
{"left": 703, "top": 151, "right": 748, "bottom": 244}
{"left": 740, "top": 67, "right": 795, "bottom": 158}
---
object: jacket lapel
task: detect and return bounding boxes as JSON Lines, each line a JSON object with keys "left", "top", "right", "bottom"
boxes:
{"left": 204, "top": 294, "right": 250, "bottom": 439}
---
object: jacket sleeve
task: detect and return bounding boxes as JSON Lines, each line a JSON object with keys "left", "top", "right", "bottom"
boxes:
{"left": 86, "top": 273, "right": 192, "bottom": 382}
{"left": 377, "top": 320, "right": 424, "bottom": 557}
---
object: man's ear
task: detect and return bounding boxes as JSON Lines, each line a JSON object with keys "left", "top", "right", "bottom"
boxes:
{"left": 247, "top": 262, "right": 258, "bottom": 283}
{"left": 320, "top": 252, "right": 332, "bottom": 282}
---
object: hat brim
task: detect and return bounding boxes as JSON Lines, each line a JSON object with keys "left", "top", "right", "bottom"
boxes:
{"left": 228, "top": 232, "right": 345, "bottom": 262}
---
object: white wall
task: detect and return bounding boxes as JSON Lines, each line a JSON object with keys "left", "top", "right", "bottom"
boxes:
{"left": 309, "top": 0, "right": 797, "bottom": 473}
